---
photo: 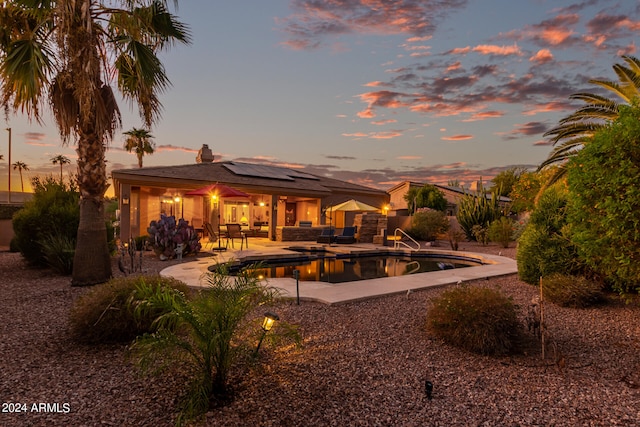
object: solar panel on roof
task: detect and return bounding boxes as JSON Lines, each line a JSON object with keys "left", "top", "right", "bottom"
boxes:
{"left": 224, "top": 162, "right": 319, "bottom": 181}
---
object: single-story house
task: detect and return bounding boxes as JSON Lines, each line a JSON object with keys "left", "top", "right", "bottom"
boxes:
{"left": 387, "top": 181, "right": 511, "bottom": 217}
{"left": 111, "top": 145, "right": 389, "bottom": 242}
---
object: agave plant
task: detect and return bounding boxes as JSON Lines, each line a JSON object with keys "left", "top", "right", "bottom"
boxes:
{"left": 147, "top": 214, "right": 201, "bottom": 260}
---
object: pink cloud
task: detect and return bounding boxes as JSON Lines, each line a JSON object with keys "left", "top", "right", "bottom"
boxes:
{"left": 397, "top": 155, "right": 422, "bottom": 160}
{"left": 370, "top": 131, "right": 403, "bottom": 139}
{"left": 529, "top": 49, "right": 553, "bottom": 64}
{"left": 371, "top": 119, "right": 397, "bottom": 125}
{"left": 156, "top": 145, "right": 197, "bottom": 153}
{"left": 462, "top": 110, "right": 505, "bottom": 122}
{"left": 441, "top": 135, "right": 473, "bottom": 141}
{"left": 472, "top": 44, "right": 522, "bottom": 56}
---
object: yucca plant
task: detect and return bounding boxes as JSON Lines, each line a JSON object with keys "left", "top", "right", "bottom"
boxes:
{"left": 129, "top": 264, "right": 286, "bottom": 424}
{"left": 456, "top": 181, "right": 502, "bottom": 240}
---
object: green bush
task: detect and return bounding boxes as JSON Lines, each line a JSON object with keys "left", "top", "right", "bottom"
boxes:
{"left": 567, "top": 103, "right": 640, "bottom": 294}
{"left": 488, "top": 217, "right": 515, "bottom": 248}
{"left": 516, "top": 186, "right": 585, "bottom": 285}
{"left": 69, "top": 275, "right": 190, "bottom": 344}
{"left": 12, "top": 176, "right": 79, "bottom": 266}
{"left": 427, "top": 285, "right": 524, "bottom": 355}
{"left": 408, "top": 209, "right": 449, "bottom": 241}
{"left": 404, "top": 184, "right": 447, "bottom": 214}
{"left": 542, "top": 273, "right": 604, "bottom": 308}
{"left": 129, "top": 264, "right": 292, "bottom": 423}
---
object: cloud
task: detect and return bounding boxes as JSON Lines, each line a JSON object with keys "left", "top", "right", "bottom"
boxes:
{"left": 278, "top": 0, "right": 469, "bottom": 50}
{"left": 502, "top": 121, "right": 549, "bottom": 140}
{"left": 371, "top": 119, "right": 397, "bottom": 125}
{"left": 529, "top": 49, "right": 554, "bottom": 64}
{"left": 326, "top": 155, "right": 356, "bottom": 160}
{"left": 397, "top": 155, "right": 422, "bottom": 160}
{"left": 472, "top": 44, "right": 522, "bottom": 56}
{"left": 24, "top": 132, "right": 55, "bottom": 147}
{"left": 155, "top": 145, "right": 198, "bottom": 153}
{"left": 461, "top": 110, "right": 505, "bottom": 121}
{"left": 441, "top": 134, "right": 473, "bottom": 141}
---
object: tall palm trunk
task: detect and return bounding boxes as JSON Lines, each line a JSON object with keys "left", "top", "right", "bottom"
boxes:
{"left": 68, "top": 3, "right": 112, "bottom": 286}
{"left": 72, "top": 130, "right": 111, "bottom": 285}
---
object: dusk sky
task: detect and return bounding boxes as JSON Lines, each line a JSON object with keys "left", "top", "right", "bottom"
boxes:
{"left": 2, "top": 0, "right": 640, "bottom": 195}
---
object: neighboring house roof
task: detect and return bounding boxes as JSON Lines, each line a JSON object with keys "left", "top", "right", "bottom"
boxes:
{"left": 111, "top": 161, "right": 387, "bottom": 202}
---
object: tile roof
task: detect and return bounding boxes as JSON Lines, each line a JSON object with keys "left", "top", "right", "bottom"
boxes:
{"left": 111, "top": 161, "right": 386, "bottom": 198}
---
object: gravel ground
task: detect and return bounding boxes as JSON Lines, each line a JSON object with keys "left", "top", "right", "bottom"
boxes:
{"left": 1, "top": 242, "right": 639, "bottom": 426}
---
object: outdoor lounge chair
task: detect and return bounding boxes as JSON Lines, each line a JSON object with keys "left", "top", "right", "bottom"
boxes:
{"left": 226, "top": 223, "right": 248, "bottom": 250}
{"left": 204, "top": 222, "right": 227, "bottom": 249}
{"left": 316, "top": 227, "right": 335, "bottom": 244}
{"left": 335, "top": 226, "right": 357, "bottom": 244}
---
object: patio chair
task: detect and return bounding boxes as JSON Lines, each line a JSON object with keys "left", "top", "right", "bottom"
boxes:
{"left": 316, "top": 227, "right": 335, "bottom": 244}
{"left": 335, "top": 226, "right": 357, "bottom": 244}
{"left": 204, "top": 222, "right": 227, "bottom": 249}
{"left": 226, "top": 223, "right": 248, "bottom": 250}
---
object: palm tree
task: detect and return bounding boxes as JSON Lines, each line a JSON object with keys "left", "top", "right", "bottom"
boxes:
{"left": 0, "top": 2, "right": 190, "bottom": 286}
{"left": 539, "top": 55, "right": 640, "bottom": 185}
{"left": 12, "top": 161, "right": 28, "bottom": 192}
{"left": 51, "top": 154, "right": 71, "bottom": 181}
{"left": 123, "top": 127, "right": 155, "bottom": 168}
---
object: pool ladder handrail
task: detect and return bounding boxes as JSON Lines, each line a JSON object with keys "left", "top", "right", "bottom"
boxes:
{"left": 393, "top": 228, "right": 421, "bottom": 252}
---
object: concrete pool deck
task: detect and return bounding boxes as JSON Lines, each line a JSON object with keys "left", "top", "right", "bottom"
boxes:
{"left": 161, "top": 238, "right": 518, "bottom": 305}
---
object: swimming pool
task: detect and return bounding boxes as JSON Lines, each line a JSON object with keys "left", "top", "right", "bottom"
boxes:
{"left": 215, "top": 250, "right": 481, "bottom": 284}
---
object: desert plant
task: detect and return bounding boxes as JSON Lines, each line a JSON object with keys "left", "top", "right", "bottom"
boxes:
{"left": 147, "top": 214, "right": 201, "bottom": 260}
{"left": 427, "top": 285, "right": 524, "bottom": 356}
{"left": 488, "top": 217, "right": 515, "bottom": 248}
{"left": 455, "top": 181, "right": 502, "bottom": 240}
{"left": 471, "top": 224, "right": 489, "bottom": 245}
{"left": 542, "top": 274, "right": 604, "bottom": 308}
{"left": 446, "top": 218, "right": 465, "bottom": 251}
{"left": 129, "top": 264, "right": 287, "bottom": 423}
{"left": 69, "top": 275, "right": 190, "bottom": 344}
{"left": 408, "top": 209, "right": 449, "bottom": 241}
{"left": 40, "top": 232, "right": 76, "bottom": 275}
{"left": 516, "top": 185, "right": 586, "bottom": 285}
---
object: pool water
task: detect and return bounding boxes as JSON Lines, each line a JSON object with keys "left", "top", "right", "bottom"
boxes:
{"left": 222, "top": 253, "right": 478, "bottom": 284}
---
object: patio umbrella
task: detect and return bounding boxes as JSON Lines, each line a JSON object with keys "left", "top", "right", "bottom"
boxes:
{"left": 325, "top": 199, "right": 379, "bottom": 212}
{"left": 185, "top": 183, "right": 249, "bottom": 251}
{"left": 324, "top": 199, "right": 379, "bottom": 237}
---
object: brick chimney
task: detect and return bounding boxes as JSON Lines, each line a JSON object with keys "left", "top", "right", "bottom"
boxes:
{"left": 196, "top": 144, "right": 214, "bottom": 163}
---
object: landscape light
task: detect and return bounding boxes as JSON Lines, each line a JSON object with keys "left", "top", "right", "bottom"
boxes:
{"left": 255, "top": 311, "right": 279, "bottom": 356}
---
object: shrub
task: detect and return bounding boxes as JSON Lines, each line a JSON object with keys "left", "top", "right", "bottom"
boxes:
{"left": 542, "top": 273, "right": 604, "bottom": 308}
{"left": 129, "top": 264, "right": 290, "bottom": 423}
{"left": 446, "top": 218, "right": 465, "bottom": 251}
{"left": 69, "top": 275, "right": 190, "bottom": 344}
{"left": 471, "top": 224, "right": 489, "bottom": 245}
{"left": 567, "top": 103, "right": 640, "bottom": 294}
{"left": 404, "top": 184, "right": 447, "bottom": 214}
{"left": 40, "top": 232, "right": 75, "bottom": 275}
{"left": 516, "top": 185, "right": 585, "bottom": 285}
{"left": 408, "top": 209, "right": 449, "bottom": 241}
{"left": 427, "top": 285, "right": 524, "bottom": 355}
{"left": 12, "top": 176, "right": 79, "bottom": 266}
{"left": 147, "top": 214, "right": 201, "bottom": 260}
{"left": 488, "top": 217, "right": 515, "bottom": 248}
